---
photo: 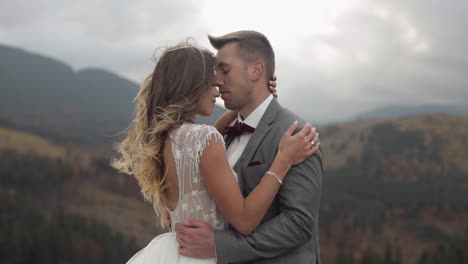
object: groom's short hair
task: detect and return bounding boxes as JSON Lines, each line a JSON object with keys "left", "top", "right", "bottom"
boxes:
{"left": 208, "top": 30, "right": 275, "bottom": 79}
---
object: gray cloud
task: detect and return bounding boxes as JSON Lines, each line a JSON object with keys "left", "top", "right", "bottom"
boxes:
{"left": 1, "top": 0, "right": 467, "bottom": 123}
{"left": 0, "top": 0, "right": 55, "bottom": 28}
{"left": 0, "top": 0, "right": 204, "bottom": 82}
{"left": 359, "top": 0, "right": 468, "bottom": 103}
{"left": 274, "top": 0, "right": 468, "bottom": 123}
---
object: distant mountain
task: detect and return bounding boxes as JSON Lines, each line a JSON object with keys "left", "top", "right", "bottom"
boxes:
{"left": 0, "top": 126, "right": 161, "bottom": 263}
{"left": 319, "top": 114, "right": 468, "bottom": 263}
{"left": 355, "top": 104, "right": 468, "bottom": 121}
{"left": 0, "top": 44, "right": 225, "bottom": 147}
{"left": 0, "top": 44, "right": 138, "bottom": 146}
{"left": 2, "top": 114, "right": 467, "bottom": 263}
{"left": 2, "top": 43, "right": 467, "bottom": 263}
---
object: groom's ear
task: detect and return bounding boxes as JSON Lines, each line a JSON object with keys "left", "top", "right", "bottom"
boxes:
{"left": 249, "top": 60, "right": 264, "bottom": 81}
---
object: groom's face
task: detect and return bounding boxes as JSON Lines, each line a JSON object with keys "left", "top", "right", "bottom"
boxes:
{"left": 214, "top": 42, "right": 253, "bottom": 111}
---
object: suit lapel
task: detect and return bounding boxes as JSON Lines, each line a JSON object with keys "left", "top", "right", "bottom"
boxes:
{"left": 224, "top": 134, "right": 235, "bottom": 149}
{"left": 224, "top": 120, "right": 239, "bottom": 148}
{"left": 234, "top": 99, "right": 282, "bottom": 190}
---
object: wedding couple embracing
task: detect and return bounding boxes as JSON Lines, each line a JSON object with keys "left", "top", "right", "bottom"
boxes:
{"left": 113, "top": 30, "right": 324, "bottom": 264}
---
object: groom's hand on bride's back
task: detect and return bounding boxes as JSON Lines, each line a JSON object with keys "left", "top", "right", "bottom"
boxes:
{"left": 175, "top": 219, "right": 215, "bottom": 259}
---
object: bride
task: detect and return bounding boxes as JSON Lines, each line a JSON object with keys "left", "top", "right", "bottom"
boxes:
{"left": 112, "top": 41, "right": 319, "bottom": 263}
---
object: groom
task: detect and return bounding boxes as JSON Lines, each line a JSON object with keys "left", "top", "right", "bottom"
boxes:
{"left": 175, "top": 30, "right": 324, "bottom": 263}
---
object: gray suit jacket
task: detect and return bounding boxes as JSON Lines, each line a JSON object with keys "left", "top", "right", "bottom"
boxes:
{"left": 215, "top": 98, "right": 324, "bottom": 264}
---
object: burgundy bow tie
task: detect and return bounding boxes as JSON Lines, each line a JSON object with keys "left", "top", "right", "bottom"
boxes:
{"left": 223, "top": 122, "right": 255, "bottom": 137}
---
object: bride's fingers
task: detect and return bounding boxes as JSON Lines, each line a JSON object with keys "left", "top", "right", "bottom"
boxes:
{"left": 307, "top": 142, "right": 320, "bottom": 156}
{"left": 308, "top": 132, "right": 318, "bottom": 147}
{"left": 297, "top": 123, "right": 312, "bottom": 138}
{"left": 304, "top": 127, "right": 317, "bottom": 143}
{"left": 283, "top": 120, "right": 299, "bottom": 137}
{"left": 268, "top": 82, "right": 277, "bottom": 98}
{"left": 313, "top": 133, "right": 319, "bottom": 145}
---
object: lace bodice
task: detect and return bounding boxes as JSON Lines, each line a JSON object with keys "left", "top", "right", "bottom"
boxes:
{"left": 168, "top": 123, "right": 227, "bottom": 231}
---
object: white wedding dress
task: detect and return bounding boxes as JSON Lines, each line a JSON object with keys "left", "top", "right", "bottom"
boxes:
{"left": 127, "top": 123, "right": 228, "bottom": 264}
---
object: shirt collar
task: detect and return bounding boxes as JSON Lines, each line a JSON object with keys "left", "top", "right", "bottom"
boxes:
{"left": 237, "top": 95, "right": 274, "bottom": 129}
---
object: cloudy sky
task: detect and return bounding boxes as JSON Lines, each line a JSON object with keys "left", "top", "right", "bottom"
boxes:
{"left": 1, "top": 0, "right": 467, "bottom": 123}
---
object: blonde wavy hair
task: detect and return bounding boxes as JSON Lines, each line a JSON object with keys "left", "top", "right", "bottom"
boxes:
{"left": 112, "top": 42, "right": 217, "bottom": 228}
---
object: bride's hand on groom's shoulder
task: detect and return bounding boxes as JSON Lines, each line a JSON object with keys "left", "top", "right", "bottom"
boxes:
{"left": 175, "top": 219, "right": 216, "bottom": 259}
{"left": 278, "top": 121, "right": 320, "bottom": 166}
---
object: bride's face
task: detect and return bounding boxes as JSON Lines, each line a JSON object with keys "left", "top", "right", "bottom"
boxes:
{"left": 196, "top": 85, "right": 220, "bottom": 116}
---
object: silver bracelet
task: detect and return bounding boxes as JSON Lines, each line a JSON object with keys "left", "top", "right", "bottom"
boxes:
{"left": 265, "top": 170, "right": 283, "bottom": 185}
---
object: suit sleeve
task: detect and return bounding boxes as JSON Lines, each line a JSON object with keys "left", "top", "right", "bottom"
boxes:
{"left": 215, "top": 148, "right": 324, "bottom": 263}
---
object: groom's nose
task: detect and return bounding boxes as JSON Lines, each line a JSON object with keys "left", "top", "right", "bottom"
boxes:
{"left": 213, "top": 73, "right": 224, "bottom": 87}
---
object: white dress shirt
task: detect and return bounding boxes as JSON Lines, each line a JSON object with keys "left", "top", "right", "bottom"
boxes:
{"left": 226, "top": 95, "right": 274, "bottom": 181}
